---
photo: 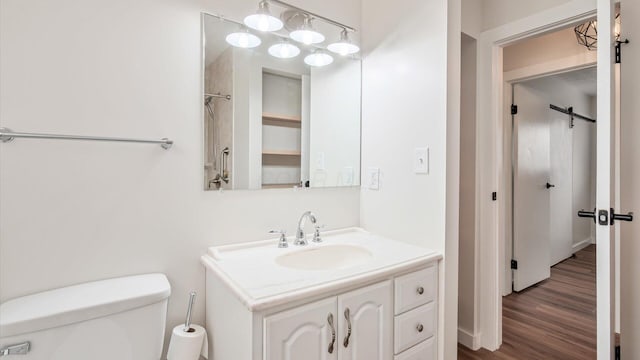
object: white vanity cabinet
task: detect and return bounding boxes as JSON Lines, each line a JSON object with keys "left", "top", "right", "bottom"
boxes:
{"left": 264, "top": 297, "right": 339, "bottom": 360}
{"left": 264, "top": 281, "right": 393, "bottom": 360}
{"left": 202, "top": 228, "right": 442, "bottom": 360}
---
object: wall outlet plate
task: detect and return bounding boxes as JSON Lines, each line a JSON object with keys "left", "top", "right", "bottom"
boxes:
{"left": 414, "top": 147, "right": 429, "bottom": 174}
{"left": 367, "top": 167, "right": 380, "bottom": 190}
{"left": 342, "top": 166, "right": 354, "bottom": 186}
{"left": 316, "top": 152, "right": 325, "bottom": 170}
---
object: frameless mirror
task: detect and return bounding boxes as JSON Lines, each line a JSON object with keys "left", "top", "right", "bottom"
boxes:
{"left": 202, "top": 13, "right": 361, "bottom": 190}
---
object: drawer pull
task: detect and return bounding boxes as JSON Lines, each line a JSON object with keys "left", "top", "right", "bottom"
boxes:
{"left": 417, "top": 324, "right": 424, "bottom": 333}
{"left": 343, "top": 308, "right": 352, "bottom": 348}
{"left": 417, "top": 286, "right": 424, "bottom": 295}
{"left": 327, "top": 313, "right": 336, "bottom": 354}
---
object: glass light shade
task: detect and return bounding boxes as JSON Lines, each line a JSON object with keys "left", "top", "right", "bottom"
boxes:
{"left": 226, "top": 30, "right": 261, "bottom": 49}
{"left": 290, "top": 29, "right": 325, "bottom": 45}
{"left": 327, "top": 41, "right": 360, "bottom": 56}
{"left": 244, "top": 1, "right": 283, "bottom": 32}
{"left": 244, "top": 6, "right": 283, "bottom": 32}
{"left": 304, "top": 51, "right": 334, "bottom": 67}
{"left": 327, "top": 30, "right": 360, "bottom": 55}
{"left": 268, "top": 42, "right": 301, "bottom": 59}
{"left": 244, "top": 14, "right": 283, "bottom": 32}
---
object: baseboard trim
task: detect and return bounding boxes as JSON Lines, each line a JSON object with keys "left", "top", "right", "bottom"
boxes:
{"left": 573, "top": 237, "right": 593, "bottom": 253}
{"left": 458, "top": 327, "right": 481, "bottom": 350}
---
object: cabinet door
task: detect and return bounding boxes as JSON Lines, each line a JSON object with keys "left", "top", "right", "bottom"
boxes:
{"left": 264, "top": 297, "right": 338, "bottom": 360}
{"left": 338, "top": 281, "right": 393, "bottom": 360}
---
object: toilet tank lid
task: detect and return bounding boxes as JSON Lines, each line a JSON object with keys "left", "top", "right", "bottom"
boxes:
{"left": 0, "top": 273, "right": 171, "bottom": 338}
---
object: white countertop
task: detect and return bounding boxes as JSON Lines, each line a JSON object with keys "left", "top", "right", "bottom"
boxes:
{"left": 201, "top": 227, "right": 442, "bottom": 311}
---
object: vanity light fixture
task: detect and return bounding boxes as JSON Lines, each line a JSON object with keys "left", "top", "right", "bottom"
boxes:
{"left": 327, "top": 29, "right": 360, "bottom": 55}
{"left": 244, "top": 1, "right": 283, "bottom": 32}
{"left": 268, "top": 40, "right": 301, "bottom": 59}
{"left": 290, "top": 17, "right": 325, "bottom": 45}
{"left": 304, "top": 50, "right": 333, "bottom": 67}
{"left": 226, "top": 28, "right": 262, "bottom": 48}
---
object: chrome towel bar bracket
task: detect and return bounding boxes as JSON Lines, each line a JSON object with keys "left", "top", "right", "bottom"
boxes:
{"left": 0, "top": 127, "right": 173, "bottom": 149}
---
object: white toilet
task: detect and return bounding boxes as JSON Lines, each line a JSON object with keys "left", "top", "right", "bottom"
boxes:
{"left": 0, "top": 273, "right": 171, "bottom": 360}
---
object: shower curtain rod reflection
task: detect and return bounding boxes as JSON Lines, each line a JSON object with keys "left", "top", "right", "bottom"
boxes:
{"left": 205, "top": 93, "right": 231, "bottom": 101}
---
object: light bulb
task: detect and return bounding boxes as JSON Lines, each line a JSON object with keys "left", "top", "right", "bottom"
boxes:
{"left": 289, "top": 18, "right": 325, "bottom": 45}
{"left": 304, "top": 51, "right": 333, "bottom": 67}
{"left": 226, "top": 30, "right": 261, "bottom": 49}
{"left": 268, "top": 42, "right": 301, "bottom": 59}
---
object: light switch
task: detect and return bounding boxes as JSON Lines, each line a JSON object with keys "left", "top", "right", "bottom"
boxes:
{"left": 414, "top": 147, "right": 429, "bottom": 174}
{"left": 367, "top": 167, "right": 380, "bottom": 190}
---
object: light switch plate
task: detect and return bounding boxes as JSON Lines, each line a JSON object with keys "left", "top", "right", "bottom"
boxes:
{"left": 367, "top": 167, "right": 380, "bottom": 190}
{"left": 414, "top": 147, "right": 429, "bottom": 174}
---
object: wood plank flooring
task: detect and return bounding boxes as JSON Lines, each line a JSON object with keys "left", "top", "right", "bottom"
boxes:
{"left": 458, "top": 245, "right": 599, "bottom": 359}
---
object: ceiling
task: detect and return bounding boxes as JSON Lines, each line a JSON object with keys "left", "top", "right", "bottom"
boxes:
{"left": 555, "top": 66, "right": 597, "bottom": 97}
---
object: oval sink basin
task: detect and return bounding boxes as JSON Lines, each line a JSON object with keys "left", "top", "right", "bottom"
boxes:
{"left": 275, "top": 244, "right": 373, "bottom": 271}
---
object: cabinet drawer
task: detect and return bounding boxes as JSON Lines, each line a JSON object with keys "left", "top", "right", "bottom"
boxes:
{"left": 393, "top": 302, "right": 436, "bottom": 354}
{"left": 394, "top": 266, "right": 437, "bottom": 315}
{"left": 394, "top": 337, "right": 436, "bottom": 360}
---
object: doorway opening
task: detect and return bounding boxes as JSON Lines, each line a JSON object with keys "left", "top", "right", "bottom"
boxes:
{"left": 509, "top": 66, "right": 597, "bottom": 294}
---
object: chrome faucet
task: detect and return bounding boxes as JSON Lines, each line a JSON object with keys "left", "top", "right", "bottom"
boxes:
{"left": 295, "top": 211, "right": 317, "bottom": 246}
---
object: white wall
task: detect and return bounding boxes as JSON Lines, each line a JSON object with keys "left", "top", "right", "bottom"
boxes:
{"left": 360, "top": 0, "right": 454, "bottom": 357}
{"left": 503, "top": 27, "right": 596, "bottom": 73}
{"left": 481, "top": 0, "right": 575, "bottom": 31}
{"left": 360, "top": 0, "right": 447, "bottom": 252}
{"left": 458, "top": 33, "right": 478, "bottom": 348}
{"left": 0, "top": 0, "right": 361, "bottom": 354}
{"left": 462, "top": 0, "right": 483, "bottom": 38}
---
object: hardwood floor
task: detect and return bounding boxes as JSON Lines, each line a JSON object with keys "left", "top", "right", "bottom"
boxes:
{"left": 458, "top": 245, "right": 599, "bottom": 360}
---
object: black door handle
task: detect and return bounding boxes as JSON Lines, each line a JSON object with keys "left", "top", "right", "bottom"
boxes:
{"left": 578, "top": 208, "right": 633, "bottom": 225}
{"left": 610, "top": 208, "right": 634, "bottom": 225}
{"left": 578, "top": 209, "right": 597, "bottom": 223}
{"left": 546, "top": 182, "right": 555, "bottom": 189}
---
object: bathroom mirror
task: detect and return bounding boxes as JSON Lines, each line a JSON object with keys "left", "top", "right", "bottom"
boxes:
{"left": 202, "top": 13, "right": 361, "bottom": 190}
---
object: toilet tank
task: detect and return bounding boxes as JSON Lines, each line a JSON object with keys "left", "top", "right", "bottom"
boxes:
{"left": 0, "top": 274, "right": 171, "bottom": 360}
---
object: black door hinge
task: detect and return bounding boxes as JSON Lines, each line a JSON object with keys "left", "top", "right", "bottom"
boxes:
{"left": 616, "top": 39, "right": 629, "bottom": 64}
{"left": 511, "top": 104, "right": 518, "bottom": 115}
{"left": 492, "top": 192, "right": 497, "bottom": 201}
{"left": 511, "top": 259, "right": 518, "bottom": 270}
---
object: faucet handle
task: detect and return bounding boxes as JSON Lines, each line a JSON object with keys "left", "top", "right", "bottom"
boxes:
{"left": 269, "top": 230, "right": 288, "bottom": 248}
{"left": 312, "top": 224, "right": 325, "bottom": 243}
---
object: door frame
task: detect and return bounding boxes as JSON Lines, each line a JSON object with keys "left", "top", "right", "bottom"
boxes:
{"left": 475, "top": 0, "right": 597, "bottom": 351}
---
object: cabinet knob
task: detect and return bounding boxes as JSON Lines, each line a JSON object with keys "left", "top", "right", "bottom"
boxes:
{"left": 417, "top": 324, "right": 424, "bottom": 333}
{"left": 417, "top": 286, "right": 424, "bottom": 295}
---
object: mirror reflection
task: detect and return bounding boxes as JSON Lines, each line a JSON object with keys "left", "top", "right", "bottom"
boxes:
{"left": 203, "top": 13, "right": 361, "bottom": 190}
